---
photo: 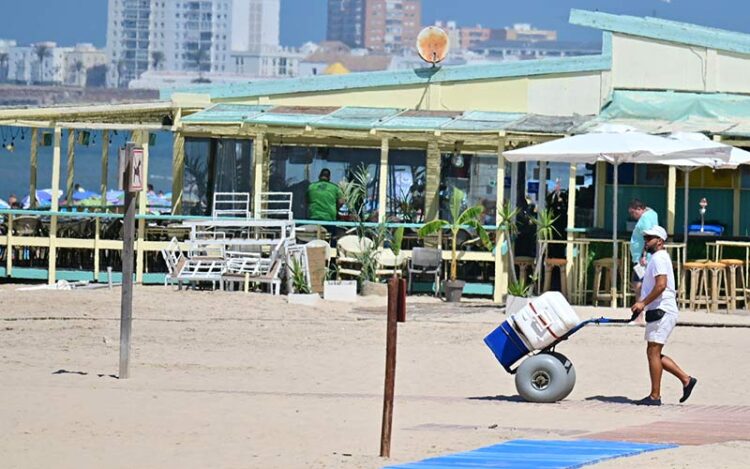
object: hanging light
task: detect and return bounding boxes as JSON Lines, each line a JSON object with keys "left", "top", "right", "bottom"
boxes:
{"left": 451, "top": 141, "right": 464, "bottom": 168}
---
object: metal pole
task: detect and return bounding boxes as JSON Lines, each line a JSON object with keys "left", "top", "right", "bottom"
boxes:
{"left": 119, "top": 158, "right": 136, "bottom": 379}
{"left": 380, "top": 277, "right": 400, "bottom": 458}
{"left": 684, "top": 170, "right": 689, "bottom": 265}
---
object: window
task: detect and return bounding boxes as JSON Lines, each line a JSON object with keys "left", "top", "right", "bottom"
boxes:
{"left": 440, "top": 153, "right": 498, "bottom": 224}
{"left": 269, "top": 146, "right": 380, "bottom": 220}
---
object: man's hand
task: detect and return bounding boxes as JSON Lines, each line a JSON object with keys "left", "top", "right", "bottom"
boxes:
{"left": 639, "top": 256, "right": 647, "bottom": 266}
{"left": 631, "top": 301, "right": 645, "bottom": 315}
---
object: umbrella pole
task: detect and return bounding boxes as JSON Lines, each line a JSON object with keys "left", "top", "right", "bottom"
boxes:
{"left": 612, "top": 162, "right": 619, "bottom": 309}
{"left": 684, "top": 170, "right": 689, "bottom": 266}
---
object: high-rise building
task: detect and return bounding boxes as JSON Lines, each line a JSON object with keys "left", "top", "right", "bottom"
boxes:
{"left": 107, "top": 0, "right": 279, "bottom": 87}
{"left": 327, "top": 0, "right": 366, "bottom": 49}
{"left": 327, "top": 0, "right": 421, "bottom": 52}
{"left": 231, "top": 0, "right": 280, "bottom": 52}
{"left": 364, "top": 0, "right": 421, "bottom": 52}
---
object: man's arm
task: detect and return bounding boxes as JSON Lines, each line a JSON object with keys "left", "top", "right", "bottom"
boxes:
{"left": 631, "top": 274, "right": 667, "bottom": 314}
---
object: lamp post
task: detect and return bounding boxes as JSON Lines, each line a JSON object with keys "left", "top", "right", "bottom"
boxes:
{"left": 699, "top": 197, "right": 708, "bottom": 233}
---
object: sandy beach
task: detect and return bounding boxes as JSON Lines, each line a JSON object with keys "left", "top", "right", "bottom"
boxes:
{"left": 1, "top": 284, "right": 750, "bottom": 468}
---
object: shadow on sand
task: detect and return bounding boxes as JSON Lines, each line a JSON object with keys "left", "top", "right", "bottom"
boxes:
{"left": 467, "top": 395, "right": 527, "bottom": 402}
{"left": 52, "top": 369, "right": 118, "bottom": 379}
{"left": 584, "top": 395, "right": 635, "bottom": 404}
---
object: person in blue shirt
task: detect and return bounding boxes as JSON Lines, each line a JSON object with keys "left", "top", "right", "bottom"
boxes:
{"left": 628, "top": 199, "right": 659, "bottom": 301}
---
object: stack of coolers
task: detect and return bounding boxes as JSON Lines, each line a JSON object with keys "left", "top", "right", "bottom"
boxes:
{"left": 484, "top": 292, "right": 581, "bottom": 373}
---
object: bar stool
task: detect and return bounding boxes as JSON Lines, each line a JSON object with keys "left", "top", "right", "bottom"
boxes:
{"left": 680, "top": 262, "right": 710, "bottom": 311}
{"left": 514, "top": 256, "right": 534, "bottom": 284}
{"left": 719, "top": 259, "right": 748, "bottom": 311}
{"left": 543, "top": 258, "right": 568, "bottom": 299}
{"left": 704, "top": 261, "right": 730, "bottom": 313}
{"left": 592, "top": 258, "right": 618, "bottom": 306}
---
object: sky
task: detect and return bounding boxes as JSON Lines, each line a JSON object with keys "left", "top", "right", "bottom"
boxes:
{"left": 2, "top": 0, "right": 750, "bottom": 48}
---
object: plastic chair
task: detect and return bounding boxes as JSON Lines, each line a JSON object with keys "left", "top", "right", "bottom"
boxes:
{"left": 407, "top": 247, "right": 442, "bottom": 296}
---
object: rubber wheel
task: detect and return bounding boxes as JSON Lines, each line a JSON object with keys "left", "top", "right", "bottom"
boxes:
{"left": 515, "top": 352, "right": 576, "bottom": 403}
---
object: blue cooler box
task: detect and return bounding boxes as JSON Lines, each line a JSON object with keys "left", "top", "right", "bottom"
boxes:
{"left": 484, "top": 320, "right": 531, "bottom": 373}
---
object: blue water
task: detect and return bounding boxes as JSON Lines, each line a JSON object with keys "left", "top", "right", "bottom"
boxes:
{"left": 0, "top": 127, "right": 174, "bottom": 201}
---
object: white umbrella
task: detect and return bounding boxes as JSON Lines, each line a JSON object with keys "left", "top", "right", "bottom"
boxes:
{"left": 657, "top": 133, "right": 750, "bottom": 264}
{"left": 504, "top": 130, "right": 731, "bottom": 307}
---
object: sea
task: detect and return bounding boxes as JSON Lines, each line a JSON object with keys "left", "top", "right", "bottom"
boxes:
{"left": 0, "top": 127, "right": 174, "bottom": 202}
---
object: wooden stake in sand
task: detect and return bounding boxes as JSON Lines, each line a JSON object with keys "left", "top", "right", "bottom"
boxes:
{"left": 380, "top": 277, "right": 406, "bottom": 457}
{"left": 119, "top": 143, "right": 144, "bottom": 379}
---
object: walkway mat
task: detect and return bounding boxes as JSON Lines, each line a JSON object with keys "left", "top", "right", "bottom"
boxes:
{"left": 384, "top": 439, "right": 677, "bottom": 468}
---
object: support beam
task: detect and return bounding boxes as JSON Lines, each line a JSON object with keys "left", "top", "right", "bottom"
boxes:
{"left": 171, "top": 131, "right": 185, "bottom": 215}
{"left": 538, "top": 161, "right": 547, "bottom": 211}
{"left": 493, "top": 139, "right": 508, "bottom": 303}
{"left": 424, "top": 140, "right": 441, "bottom": 221}
{"left": 29, "top": 128, "right": 39, "bottom": 209}
{"left": 595, "top": 161, "right": 606, "bottom": 228}
{"left": 48, "top": 126, "right": 62, "bottom": 285}
{"left": 65, "top": 128, "right": 75, "bottom": 204}
{"left": 667, "top": 166, "right": 676, "bottom": 234}
{"left": 509, "top": 162, "right": 519, "bottom": 209}
{"left": 253, "top": 133, "right": 265, "bottom": 216}
{"left": 378, "top": 138, "right": 389, "bottom": 223}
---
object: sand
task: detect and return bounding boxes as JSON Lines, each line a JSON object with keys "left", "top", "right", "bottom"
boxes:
{"left": 1, "top": 284, "right": 749, "bottom": 468}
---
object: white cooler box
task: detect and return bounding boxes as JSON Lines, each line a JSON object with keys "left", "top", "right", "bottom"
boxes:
{"left": 509, "top": 291, "right": 581, "bottom": 350}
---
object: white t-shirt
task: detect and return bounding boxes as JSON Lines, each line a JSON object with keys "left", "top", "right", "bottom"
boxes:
{"left": 640, "top": 250, "right": 679, "bottom": 316}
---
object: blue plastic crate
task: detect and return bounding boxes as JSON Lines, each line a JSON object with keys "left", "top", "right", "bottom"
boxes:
{"left": 484, "top": 320, "right": 531, "bottom": 373}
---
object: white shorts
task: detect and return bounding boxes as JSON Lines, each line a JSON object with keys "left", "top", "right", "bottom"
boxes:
{"left": 645, "top": 313, "right": 677, "bottom": 344}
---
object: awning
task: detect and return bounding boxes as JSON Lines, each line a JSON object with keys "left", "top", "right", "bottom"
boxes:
{"left": 579, "top": 90, "right": 750, "bottom": 137}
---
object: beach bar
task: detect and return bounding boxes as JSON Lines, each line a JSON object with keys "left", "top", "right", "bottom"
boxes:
{"left": 3, "top": 9, "right": 750, "bottom": 307}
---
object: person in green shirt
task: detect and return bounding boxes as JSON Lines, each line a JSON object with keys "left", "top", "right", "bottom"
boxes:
{"left": 306, "top": 168, "right": 344, "bottom": 222}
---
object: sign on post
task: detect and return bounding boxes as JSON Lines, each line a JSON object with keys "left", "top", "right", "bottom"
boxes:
{"left": 128, "top": 146, "right": 144, "bottom": 192}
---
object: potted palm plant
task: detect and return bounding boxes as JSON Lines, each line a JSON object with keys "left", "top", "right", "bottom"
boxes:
{"left": 497, "top": 201, "right": 531, "bottom": 313}
{"left": 418, "top": 188, "right": 491, "bottom": 302}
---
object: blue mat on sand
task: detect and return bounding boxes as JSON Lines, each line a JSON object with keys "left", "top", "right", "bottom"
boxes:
{"left": 383, "top": 439, "right": 677, "bottom": 469}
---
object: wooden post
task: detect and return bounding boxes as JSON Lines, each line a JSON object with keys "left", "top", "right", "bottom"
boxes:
{"left": 253, "top": 133, "right": 265, "bottom": 216}
{"left": 65, "top": 128, "right": 75, "bottom": 204}
{"left": 380, "top": 276, "right": 400, "bottom": 458}
{"left": 378, "top": 138, "right": 389, "bottom": 223}
{"left": 48, "top": 126, "right": 62, "bottom": 285}
{"left": 565, "top": 163, "right": 577, "bottom": 300}
{"left": 733, "top": 170, "right": 741, "bottom": 237}
{"left": 171, "top": 130, "right": 185, "bottom": 214}
{"left": 5, "top": 214, "right": 12, "bottom": 276}
{"left": 595, "top": 161, "right": 606, "bottom": 228}
{"left": 101, "top": 129, "right": 109, "bottom": 204}
{"left": 397, "top": 278, "right": 406, "bottom": 323}
{"left": 424, "top": 140, "right": 441, "bottom": 221}
{"left": 135, "top": 131, "right": 149, "bottom": 284}
{"left": 493, "top": 138, "right": 507, "bottom": 303}
{"left": 667, "top": 166, "right": 676, "bottom": 234}
{"left": 29, "top": 128, "right": 39, "bottom": 209}
{"left": 120, "top": 157, "right": 136, "bottom": 379}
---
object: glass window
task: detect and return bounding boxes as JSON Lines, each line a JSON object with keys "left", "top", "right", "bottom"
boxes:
{"left": 387, "top": 150, "right": 425, "bottom": 222}
{"left": 183, "top": 137, "right": 210, "bottom": 215}
{"left": 269, "top": 145, "right": 379, "bottom": 220}
{"left": 212, "top": 139, "right": 252, "bottom": 194}
{"left": 636, "top": 164, "right": 668, "bottom": 186}
{"left": 440, "top": 152, "right": 498, "bottom": 224}
{"left": 742, "top": 166, "right": 750, "bottom": 189}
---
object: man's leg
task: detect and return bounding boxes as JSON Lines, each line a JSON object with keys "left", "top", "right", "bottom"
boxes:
{"left": 661, "top": 354, "right": 691, "bottom": 387}
{"left": 646, "top": 342, "right": 664, "bottom": 399}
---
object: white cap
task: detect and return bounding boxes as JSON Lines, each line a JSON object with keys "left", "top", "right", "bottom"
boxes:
{"left": 643, "top": 225, "right": 668, "bottom": 241}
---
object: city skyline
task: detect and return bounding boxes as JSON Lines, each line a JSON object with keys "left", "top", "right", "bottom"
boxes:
{"left": 5, "top": 0, "right": 750, "bottom": 49}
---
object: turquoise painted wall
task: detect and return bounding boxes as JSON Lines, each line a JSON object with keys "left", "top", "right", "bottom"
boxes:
{"left": 604, "top": 186, "right": 667, "bottom": 232}
{"left": 674, "top": 188, "right": 734, "bottom": 234}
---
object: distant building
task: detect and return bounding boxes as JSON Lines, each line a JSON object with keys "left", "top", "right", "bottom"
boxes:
{"left": 1, "top": 41, "right": 106, "bottom": 86}
{"left": 108, "top": 0, "right": 279, "bottom": 87}
{"left": 492, "top": 23, "right": 557, "bottom": 42}
{"left": 364, "top": 0, "right": 421, "bottom": 52}
{"left": 299, "top": 41, "right": 392, "bottom": 76}
{"left": 231, "top": 0, "right": 280, "bottom": 52}
{"left": 327, "top": 0, "right": 366, "bottom": 49}
{"left": 230, "top": 45, "right": 302, "bottom": 78}
{"left": 327, "top": 0, "right": 421, "bottom": 52}
{"left": 460, "top": 25, "right": 491, "bottom": 50}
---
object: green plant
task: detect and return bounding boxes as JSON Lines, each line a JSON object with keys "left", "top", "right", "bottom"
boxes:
{"left": 290, "top": 257, "right": 311, "bottom": 294}
{"left": 418, "top": 188, "right": 492, "bottom": 282}
{"left": 497, "top": 201, "right": 520, "bottom": 284}
{"left": 531, "top": 208, "right": 559, "bottom": 288}
{"left": 507, "top": 278, "right": 533, "bottom": 297}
